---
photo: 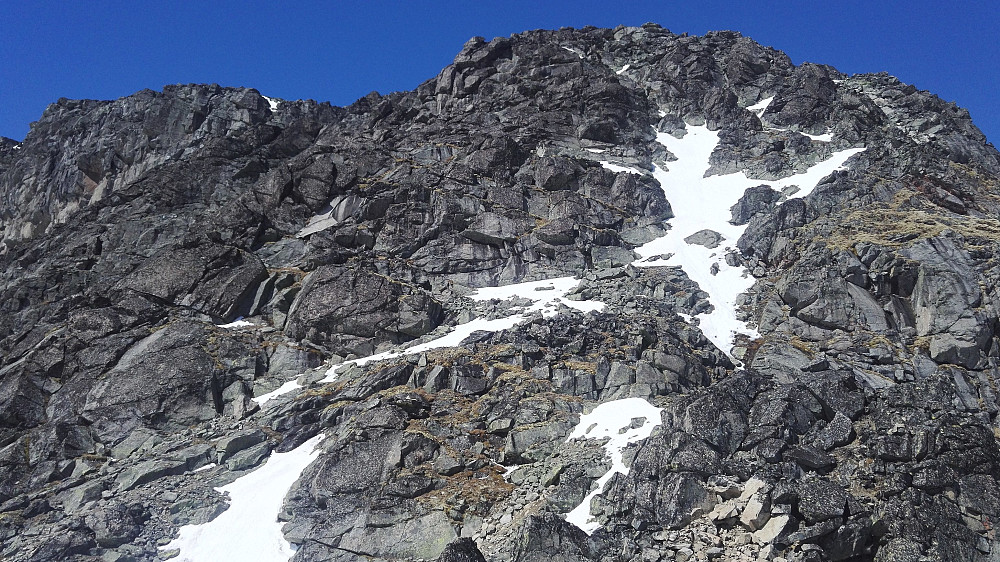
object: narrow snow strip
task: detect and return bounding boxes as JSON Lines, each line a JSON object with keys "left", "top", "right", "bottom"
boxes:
{"left": 629, "top": 125, "right": 864, "bottom": 355}
{"left": 599, "top": 161, "right": 645, "bottom": 176}
{"left": 217, "top": 319, "right": 254, "bottom": 329}
{"left": 314, "top": 277, "right": 605, "bottom": 380}
{"left": 253, "top": 379, "right": 304, "bottom": 406}
{"left": 585, "top": 147, "right": 607, "bottom": 154}
{"left": 263, "top": 96, "right": 280, "bottom": 111}
{"left": 746, "top": 96, "right": 774, "bottom": 116}
{"left": 193, "top": 463, "right": 216, "bottom": 473}
{"left": 502, "top": 464, "right": 519, "bottom": 481}
{"left": 319, "top": 315, "right": 526, "bottom": 377}
{"left": 771, "top": 146, "right": 866, "bottom": 200}
{"left": 162, "top": 434, "right": 325, "bottom": 562}
{"left": 801, "top": 131, "right": 833, "bottom": 142}
{"left": 562, "top": 46, "right": 584, "bottom": 59}
{"left": 296, "top": 194, "right": 364, "bottom": 238}
{"left": 564, "top": 398, "right": 663, "bottom": 534}
{"left": 616, "top": 63, "right": 631, "bottom": 75}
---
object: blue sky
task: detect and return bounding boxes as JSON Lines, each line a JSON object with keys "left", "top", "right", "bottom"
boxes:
{"left": 2, "top": 1, "right": 997, "bottom": 143}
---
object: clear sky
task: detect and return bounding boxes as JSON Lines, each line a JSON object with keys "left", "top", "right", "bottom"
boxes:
{"left": 2, "top": 1, "right": 997, "bottom": 144}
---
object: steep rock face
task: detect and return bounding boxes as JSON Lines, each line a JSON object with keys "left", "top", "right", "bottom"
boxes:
{"left": 2, "top": 23, "right": 1000, "bottom": 562}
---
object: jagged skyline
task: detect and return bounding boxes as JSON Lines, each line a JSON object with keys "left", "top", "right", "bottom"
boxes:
{"left": 2, "top": 1, "right": 997, "bottom": 143}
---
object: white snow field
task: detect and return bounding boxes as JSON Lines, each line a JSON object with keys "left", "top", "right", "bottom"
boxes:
{"left": 622, "top": 124, "right": 864, "bottom": 356}
{"left": 252, "top": 276, "right": 606, "bottom": 404}
{"left": 564, "top": 398, "right": 664, "bottom": 534}
{"left": 162, "top": 434, "right": 325, "bottom": 562}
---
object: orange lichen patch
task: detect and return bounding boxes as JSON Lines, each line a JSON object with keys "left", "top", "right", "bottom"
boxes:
{"left": 424, "top": 347, "right": 473, "bottom": 366}
{"left": 788, "top": 336, "right": 817, "bottom": 358}
{"left": 818, "top": 188, "right": 1000, "bottom": 251}
{"left": 417, "top": 467, "right": 514, "bottom": 512}
{"left": 559, "top": 360, "right": 598, "bottom": 374}
{"left": 295, "top": 384, "right": 343, "bottom": 400}
{"left": 378, "top": 384, "right": 434, "bottom": 402}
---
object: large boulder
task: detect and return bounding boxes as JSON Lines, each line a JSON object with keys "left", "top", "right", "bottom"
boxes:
{"left": 81, "top": 321, "right": 257, "bottom": 443}
{"left": 285, "top": 264, "right": 443, "bottom": 355}
{"left": 119, "top": 244, "right": 267, "bottom": 321}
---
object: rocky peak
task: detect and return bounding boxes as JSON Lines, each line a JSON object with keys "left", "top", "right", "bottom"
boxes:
{"left": 1, "top": 25, "right": 1000, "bottom": 562}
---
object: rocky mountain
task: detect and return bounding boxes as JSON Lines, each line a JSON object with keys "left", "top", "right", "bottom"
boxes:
{"left": 2, "top": 23, "right": 1000, "bottom": 562}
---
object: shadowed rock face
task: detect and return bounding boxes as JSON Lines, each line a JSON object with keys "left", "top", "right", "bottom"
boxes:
{"left": 2, "top": 23, "right": 1000, "bottom": 562}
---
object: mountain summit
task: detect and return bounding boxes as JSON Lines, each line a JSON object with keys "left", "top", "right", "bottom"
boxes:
{"left": 2, "top": 24, "right": 1000, "bottom": 562}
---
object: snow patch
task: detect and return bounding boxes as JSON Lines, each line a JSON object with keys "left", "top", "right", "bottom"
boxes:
{"left": 562, "top": 46, "right": 584, "bottom": 59}
{"left": 617, "top": 63, "right": 631, "bottom": 75}
{"left": 296, "top": 216, "right": 340, "bottom": 238}
{"left": 263, "top": 96, "right": 280, "bottom": 111}
{"left": 296, "top": 194, "right": 365, "bottom": 238}
{"left": 746, "top": 96, "right": 774, "bottom": 116}
{"left": 162, "top": 434, "right": 325, "bottom": 562}
{"left": 631, "top": 125, "right": 865, "bottom": 356}
{"left": 253, "top": 379, "right": 304, "bottom": 406}
{"left": 502, "top": 464, "right": 519, "bottom": 481}
{"left": 599, "top": 161, "right": 645, "bottom": 176}
{"left": 801, "top": 131, "right": 833, "bottom": 142}
{"left": 217, "top": 319, "right": 254, "bottom": 329}
{"left": 255, "top": 276, "right": 603, "bottom": 404}
{"left": 316, "top": 277, "right": 605, "bottom": 380}
{"left": 193, "top": 463, "right": 216, "bottom": 473}
{"left": 564, "top": 398, "right": 663, "bottom": 534}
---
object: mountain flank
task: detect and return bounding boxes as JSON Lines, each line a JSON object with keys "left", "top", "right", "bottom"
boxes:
{"left": 2, "top": 24, "right": 1000, "bottom": 562}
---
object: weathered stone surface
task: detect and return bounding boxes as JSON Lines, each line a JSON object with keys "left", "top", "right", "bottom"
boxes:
{"left": 216, "top": 429, "right": 267, "bottom": 461}
{"left": 683, "top": 229, "right": 724, "bottom": 249}
{"left": 285, "top": 264, "right": 444, "bottom": 355}
{"left": 59, "top": 479, "right": 106, "bottom": 514}
{"left": 113, "top": 459, "right": 187, "bottom": 492}
{"left": 798, "top": 480, "right": 848, "bottom": 524}
{"left": 2, "top": 24, "right": 1000, "bottom": 562}
{"left": 120, "top": 245, "right": 267, "bottom": 321}
{"left": 80, "top": 321, "right": 256, "bottom": 443}
{"left": 85, "top": 500, "right": 148, "bottom": 547}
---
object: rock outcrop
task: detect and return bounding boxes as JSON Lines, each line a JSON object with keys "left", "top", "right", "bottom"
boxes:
{"left": 2, "top": 24, "right": 1000, "bottom": 562}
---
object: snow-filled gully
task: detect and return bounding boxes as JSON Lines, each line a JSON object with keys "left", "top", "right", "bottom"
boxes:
{"left": 162, "top": 435, "right": 324, "bottom": 562}
{"left": 628, "top": 124, "right": 865, "bottom": 357}
{"left": 564, "top": 398, "right": 664, "bottom": 534}
{"left": 170, "top": 107, "right": 866, "bottom": 558}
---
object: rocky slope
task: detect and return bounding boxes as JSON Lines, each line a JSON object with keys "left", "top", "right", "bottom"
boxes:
{"left": 2, "top": 23, "right": 1000, "bottom": 562}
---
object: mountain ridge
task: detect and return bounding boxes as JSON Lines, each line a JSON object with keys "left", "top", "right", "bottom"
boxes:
{"left": 2, "top": 24, "right": 1000, "bottom": 562}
